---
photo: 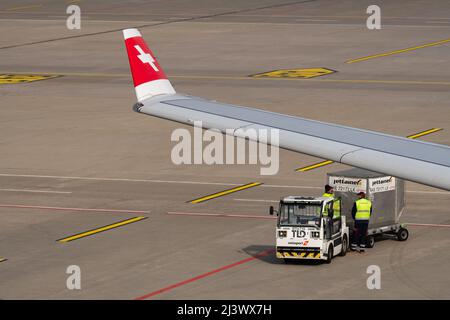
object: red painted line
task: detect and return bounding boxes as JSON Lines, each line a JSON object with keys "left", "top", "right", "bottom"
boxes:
{"left": 134, "top": 249, "right": 274, "bottom": 300}
{"left": 167, "top": 211, "right": 276, "bottom": 220}
{"left": 0, "top": 204, "right": 149, "bottom": 214}
{"left": 407, "top": 223, "right": 450, "bottom": 228}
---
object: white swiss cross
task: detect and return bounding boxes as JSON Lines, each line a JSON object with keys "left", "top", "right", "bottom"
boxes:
{"left": 134, "top": 45, "right": 159, "bottom": 72}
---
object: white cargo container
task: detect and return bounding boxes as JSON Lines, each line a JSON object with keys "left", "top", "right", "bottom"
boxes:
{"left": 327, "top": 168, "right": 409, "bottom": 247}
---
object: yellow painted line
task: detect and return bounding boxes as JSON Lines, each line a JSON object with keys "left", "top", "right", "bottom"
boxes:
{"left": 407, "top": 128, "right": 443, "bottom": 139}
{"left": 0, "top": 74, "right": 60, "bottom": 85}
{"left": 3, "top": 71, "right": 450, "bottom": 86}
{"left": 189, "top": 182, "right": 263, "bottom": 204}
{"left": 0, "top": 257, "right": 7, "bottom": 263}
{"left": 295, "top": 160, "right": 334, "bottom": 172}
{"left": 6, "top": 4, "right": 43, "bottom": 11}
{"left": 295, "top": 128, "right": 443, "bottom": 172}
{"left": 57, "top": 216, "right": 147, "bottom": 243}
{"left": 347, "top": 38, "right": 450, "bottom": 64}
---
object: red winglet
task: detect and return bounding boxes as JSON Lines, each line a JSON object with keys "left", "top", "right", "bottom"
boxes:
{"left": 123, "top": 28, "right": 175, "bottom": 101}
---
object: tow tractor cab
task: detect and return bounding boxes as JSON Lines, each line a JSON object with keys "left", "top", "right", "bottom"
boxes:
{"left": 270, "top": 196, "right": 349, "bottom": 263}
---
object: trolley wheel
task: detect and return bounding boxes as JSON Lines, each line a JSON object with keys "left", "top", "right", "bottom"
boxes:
{"left": 340, "top": 236, "right": 348, "bottom": 257}
{"left": 366, "top": 235, "right": 375, "bottom": 248}
{"left": 397, "top": 228, "right": 409, "bottom": 241}
{"left": 325, "top": 245, "right": 333, "bottom": 264}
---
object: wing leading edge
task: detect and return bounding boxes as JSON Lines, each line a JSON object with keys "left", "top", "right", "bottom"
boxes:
{"left": 123, "top": 28, "right": 450, "bottom": 191}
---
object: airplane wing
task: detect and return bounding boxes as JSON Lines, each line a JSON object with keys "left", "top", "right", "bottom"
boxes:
{"left": 123, "top": 28, "right": 450, "bottom": 191}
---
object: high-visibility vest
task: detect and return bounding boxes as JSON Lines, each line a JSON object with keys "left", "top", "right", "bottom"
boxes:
{"left": 355, "top": 198, "right": 372, "bottom": 220}
{"left": 333, "top": 199, "right": 341, "bottom": 218}
{"left": 322, "top": 193, "right": 340, "bottom": 218}
{"left": 321, "top": 193, "right": 331, "bottom": 216}
{"left": 322, "top": 192, "right": 333, "bottom": 217}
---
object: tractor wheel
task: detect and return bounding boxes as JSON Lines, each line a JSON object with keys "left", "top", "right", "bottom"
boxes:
{"left": 366, "top": 235, "right": 375, "bottom": 248}
{"left": 340, "top": 236, "right": 348, "bottom": 257}
{"left": 397, "top": 228, "right": 409, "bottom": 241}
{"left": 325, "top": 245, "right": 334, "bottom": 264}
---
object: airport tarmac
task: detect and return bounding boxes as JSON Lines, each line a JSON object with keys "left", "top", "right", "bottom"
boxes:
{"left": 0, "top": 0, "right": 449, "bottom": 299}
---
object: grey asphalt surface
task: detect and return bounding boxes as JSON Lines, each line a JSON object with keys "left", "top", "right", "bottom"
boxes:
{"left": 0, "top": 0, "right": 449, "bottom": 299}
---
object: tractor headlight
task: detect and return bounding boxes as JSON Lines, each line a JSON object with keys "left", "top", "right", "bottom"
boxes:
{"left": 311, "top": 231, "right": 320, "bottom": 238}
{"left": 278, "top": 230, "right": 287, "bottom": 238}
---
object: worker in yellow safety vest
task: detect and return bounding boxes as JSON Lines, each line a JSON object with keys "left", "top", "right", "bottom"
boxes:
{"left": 321, "top": 185, "right": 341, "bottom": 236}
{"left": 322, "top": 184, "right": 334, "bottom": 199}
{"left": 351, "top": 192, "right": 372, "bottom": 252}
{"left": 322, "top": 185, "right": 341, "bottom": 218}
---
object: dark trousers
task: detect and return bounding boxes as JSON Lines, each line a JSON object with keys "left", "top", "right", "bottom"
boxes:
{"left": 354, "top": 221, "right": 369, "bottom": 247}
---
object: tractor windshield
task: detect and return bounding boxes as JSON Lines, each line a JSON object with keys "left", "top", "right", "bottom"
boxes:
{"left": 278, "top": 202, "right": 322, "bottom": 227}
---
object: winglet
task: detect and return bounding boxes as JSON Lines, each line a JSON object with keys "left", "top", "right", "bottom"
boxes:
{"left": 123, "top": 28, "right": 175, "bottom": 101}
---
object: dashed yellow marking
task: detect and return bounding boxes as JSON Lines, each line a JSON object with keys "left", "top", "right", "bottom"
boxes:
{"left": 407, "top": 128, "right": 443, "bottom": 139}
{"left": 57, "top": 216, "right": 147, "bottom": 243}
{"left": 0, "top": 74, "right": 60, "bottom": 84}
{"left": 295, "top": 128, "right": 443, "bottom": 172}
{"left": 296, "top": 160, "right": 334, "bottom": 172}
{"left": 189, "top": 182, "right": 263, "bottom": 204}
{"left": 251, "top": 68, "right": 336, "bottom": 79}
{"left": 347, "top": 38, "right": 450, "bottom": 64}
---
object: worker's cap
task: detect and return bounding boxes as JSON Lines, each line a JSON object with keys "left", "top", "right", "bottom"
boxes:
{"left": 357, "top": 191, "right": 366, "bottom": 197}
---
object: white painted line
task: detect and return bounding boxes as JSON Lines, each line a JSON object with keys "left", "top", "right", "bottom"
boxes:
{"left": 0, "top": 188, "right": 71, "bottom": 194}
{"left": 167, "top": 211, "right": 276, "bottom": 220}
{"left": 0, "top": 204, "right": 149, "bottom": 214}
{"left": 0, "top": 173, "right": 241, "bottom": 187}
{"left": 296, "top": 19, "right": 338, "bottom": 22}
{"left": 0, "top": 173, "right": 448, "bottom": 195}
{"left": 166, "top": 212, "right": 450, "bottom": 226}
{"left": 406, "top": 222, "right": 450, "bottom": 228}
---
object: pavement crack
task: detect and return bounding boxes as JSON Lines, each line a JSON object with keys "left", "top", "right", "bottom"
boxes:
{"left": 0, "top": 0, "right": 317, "bottom": 50}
